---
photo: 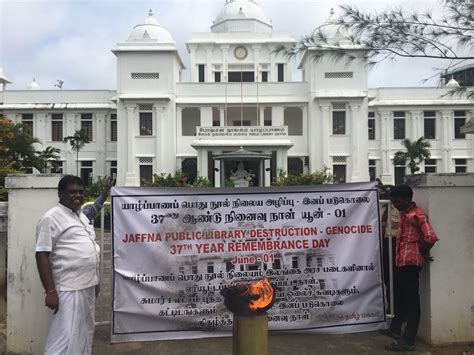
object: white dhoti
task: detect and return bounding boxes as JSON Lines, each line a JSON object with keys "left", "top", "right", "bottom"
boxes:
{"left": 44, "top": 286, "right": 96, "bottom": 355}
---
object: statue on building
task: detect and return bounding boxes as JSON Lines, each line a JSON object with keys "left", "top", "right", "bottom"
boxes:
{"left": 230, "top": 162, "right": 254, "bottom": 187}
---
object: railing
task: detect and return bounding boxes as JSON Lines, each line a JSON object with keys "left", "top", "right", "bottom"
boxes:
{"left": 85, "top": 199, "right": 395, "bottom": 326}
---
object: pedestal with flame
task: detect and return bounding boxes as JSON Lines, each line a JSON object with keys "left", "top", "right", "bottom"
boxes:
{"left": 221, "top": 279, "right": 275, "bottom": 355}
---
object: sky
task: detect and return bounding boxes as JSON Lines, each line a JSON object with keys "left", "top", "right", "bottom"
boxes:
{"left": 0, "top": 0, "right": 458, "bottom": 90}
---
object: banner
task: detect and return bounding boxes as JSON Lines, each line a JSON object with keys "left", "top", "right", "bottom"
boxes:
{"left": 111, "top": 182, "right": 386, "bottom": 343}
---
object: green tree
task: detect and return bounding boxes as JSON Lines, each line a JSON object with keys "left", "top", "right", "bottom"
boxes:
{"left": 272, "top": 167, "right": 333, "bottom": 186}
{"left": 280, "top": 1, "right": 473, "bottom": 95}
{"left": 393, "top": 137, "right": 431, "bottom": 174}
{"left": 0, "top": 117, "right": 40, "bottom": 170}
{"left": 63, "top": 129, "right": 91, "bottom": 175}
{"left": 35, "top": 146, "right": 61, "bottom": 173}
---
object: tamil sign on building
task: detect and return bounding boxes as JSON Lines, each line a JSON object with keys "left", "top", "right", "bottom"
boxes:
{"left": 111, "top": 182, "right": 385, "bottom": 343}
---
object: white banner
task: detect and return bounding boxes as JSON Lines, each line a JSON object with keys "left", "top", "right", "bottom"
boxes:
{"left": 111, "top": 182, "right": 386, "bottom": 343}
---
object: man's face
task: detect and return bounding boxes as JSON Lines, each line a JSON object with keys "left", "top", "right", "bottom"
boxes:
{"left": 59, "top": 183, "right": 85, "bottom": 211}
{"left": 391, "top": 196, "right": 411, "bottom": 212}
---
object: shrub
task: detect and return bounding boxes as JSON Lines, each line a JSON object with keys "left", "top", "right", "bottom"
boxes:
{"left": 272, "top": 167, "right": 332, "bottom": 186}
{"left": 144, "top": 171, "right": 211, "bottom": 188}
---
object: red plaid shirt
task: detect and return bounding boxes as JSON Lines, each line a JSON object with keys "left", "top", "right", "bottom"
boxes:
{"left": 396, "top": 202, "right": 438, "bottom": 267}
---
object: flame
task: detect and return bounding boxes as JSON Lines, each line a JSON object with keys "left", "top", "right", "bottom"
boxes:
{"left": 241, "top": 278, "right": 274, "bottom": 311}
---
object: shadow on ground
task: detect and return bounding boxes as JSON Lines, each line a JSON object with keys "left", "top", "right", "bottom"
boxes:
{"left": 92, "top": 325, "right": 473, "bottom": 355}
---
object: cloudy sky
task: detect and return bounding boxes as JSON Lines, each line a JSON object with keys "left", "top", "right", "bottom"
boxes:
{"left": 0, "top": 0, "right": 456, "bottom": 90}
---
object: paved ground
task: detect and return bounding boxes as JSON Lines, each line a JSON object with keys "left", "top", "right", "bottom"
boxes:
{"left": 91, "top": 325, "right": 473, "bottom": 355}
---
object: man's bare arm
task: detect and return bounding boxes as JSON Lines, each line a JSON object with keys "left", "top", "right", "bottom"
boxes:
{"left": 35, "top": 252, "right": 59, "bottom": 314}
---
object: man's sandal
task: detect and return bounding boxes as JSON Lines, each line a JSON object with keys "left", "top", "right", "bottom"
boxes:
{"left": 385, "top": 341, "right": 415, "bottom": 352}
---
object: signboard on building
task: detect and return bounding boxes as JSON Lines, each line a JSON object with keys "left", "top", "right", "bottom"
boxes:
{"left": 111, "top": 183, "right": 385, "bottom": 343}
{"left": 196, "top": 126, "right": 288, "bottom": 138}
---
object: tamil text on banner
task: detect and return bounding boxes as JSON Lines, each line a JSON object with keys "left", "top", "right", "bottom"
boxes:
{"left": 111, "top": 182, "right": 385, "bottom": 342}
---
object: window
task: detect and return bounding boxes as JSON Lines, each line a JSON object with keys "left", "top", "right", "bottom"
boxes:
{"left": 292, "top": 256, "right": 299, "bottom": 269}
{"left": 22, "top": 114, "right": 33, "bottom": 137}
{"left": 454, "top": 111, "right": 466, "bottom": 139}
{"left": 394, "top": 166, "right": 406, "bottom": 185}
{"left": 261, "top": 71, "right": 268, "bottom": 82}
{"left": 51, "top": 114, "right": 63, "bottom": 141}
{"left": 333, "top": 157, "right": 346, "bottom": 183}
{"left": 332, "top": 104, "right": 346, "bottom": 135}
{"left": 192, "top": 265, "right": 198, "bottom": 274}
{"left": 424, "top": 111, "right": 436, "bottom": 139}
{"left": 139, "top": 164, "right": 153, "bottom": 186}
{"left": 368, "top": 112, "right": 375, "bottom": 140}
{"left": 324, "top": 72, "right": 353, "bottom": 78}
{"left": 306, "top": 255, "right": 312, "bottom": 267}
{"left": 51, "top": 161, "right": 63, "bottom": 174}
{"left": 214, "top": 71, "right": 221, "bottom": 83}
{"left": 139, "top": 107, "right": 153, "bottom": 136}
{"left": 454, "top": 159, "right": 467, "bottom": 173}
{"left": 284, "top": 107, "right": 303, "bottom": 135}
{"left": 424, "top": 159, "right": 437, "bottom": 173}
{"left": 272, "top": 258, "right": 281, "bottom": 270}
{"left": 212, "top": 107, "right": 220, "bottom": 127}
{"left": 207, "top": 262, "right": 214, "bottom": 273}
{"left": 110, "top": 113, "right": 117, "bottom": 141}
{"left": 80, "top": 161, "right": 93, "bottom": 186}
{"left": 81, "top": 113, "right": 93, "bottom": 141}
{"left": 131, "top": 72, "right": 159, "bottom": 79}
{"left": 181, "top": 158, "right": 197, "bottom": 183}
{"left": 110, "top": 160, "right": 117, "bottom": 179}
{"left": 288, "top": 157, "right": 304, "bottom": 176}
{"left": 198, "top": 64, "right": 205, "bottom": 82}
{"left": 393, "top": 112, "right": 406, "bottom": 139}
{"left": 228, "top": 71, "right": 254, "bottom": 82}
{"left": 316, "top": 257, "right": 323, "bottom": 268}
{"left": 369, "top": 159, "right": 377, "bottom": 181}
{"left": 277, "top": 64, "right": 284, "bottom": 82}
{"left": 182, "top": 108, "right": 201, "bottom": 136}
{"left": 318, "top": 279, "right": 326, "bottom": 290}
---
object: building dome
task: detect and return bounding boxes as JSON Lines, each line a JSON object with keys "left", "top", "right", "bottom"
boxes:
{"left": 127, "top": 10, "right": 175, "bottom": 43}
{"left": 445, "top": 77, "right": 460, "bottom": 88}
{"left": 315, "top": 8, "right": 353, "bottom": 47}
{"left": 27, "top": 78, "right": 40, "bottom": 90}
{"left": 212, "top": 0, "right": 272, "bottom": 33}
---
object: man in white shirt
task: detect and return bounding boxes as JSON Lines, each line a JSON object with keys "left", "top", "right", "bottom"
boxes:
{"left": 36, "top": 175, "right": 112, "bottom": 354}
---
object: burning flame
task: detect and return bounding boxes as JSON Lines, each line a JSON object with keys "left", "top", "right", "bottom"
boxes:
{"left": 241, "top": 278, "right": 274, "bottom": 311}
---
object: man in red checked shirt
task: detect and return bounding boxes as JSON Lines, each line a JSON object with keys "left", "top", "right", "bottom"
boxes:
{"left": 383, "top": 184, "right": 438, "bottom": 352}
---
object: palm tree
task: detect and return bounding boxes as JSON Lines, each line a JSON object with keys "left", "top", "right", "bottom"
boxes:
{"left": 35, "top": 146, "right": 61, "bottom": 173}
{"left": 393, "top": 137, "right": 431, "bottom": 174}
{"left": 63, "top": 129, "right": 91, "bottom": 175}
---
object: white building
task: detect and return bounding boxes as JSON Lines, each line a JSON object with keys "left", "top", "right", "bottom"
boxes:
{"left": 0, "top": 1, "right": 473, "bottom": 187}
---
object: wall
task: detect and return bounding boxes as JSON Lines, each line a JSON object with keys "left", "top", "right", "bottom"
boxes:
{"left": 407, "top": 173, "right": 474, "bottom": 345}
{"left": 5, "top": 174, "right": 61, "bottom": 354}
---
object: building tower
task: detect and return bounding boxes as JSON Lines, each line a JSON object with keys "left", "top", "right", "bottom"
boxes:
{"left": 112, "top": 10, "right": 184, "bottom": 186}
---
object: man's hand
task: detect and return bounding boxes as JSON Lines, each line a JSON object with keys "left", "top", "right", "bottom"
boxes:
{"left": 45, "top": 292, "right": 60, "bottom": 314}
{"left": 103, "top": 176, "right": 114, "bottom": 196}
{"left": 95, "top": 284, "right": 101, "bottom": 298}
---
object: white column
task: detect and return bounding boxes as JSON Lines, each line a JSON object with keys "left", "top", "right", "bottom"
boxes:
{"left": 95, "top": 112, "right": 106, "bottom": 177}
{"left": 5, "top": 175, "right": 61, "bottom": 354}
{"left": 264, "top": 158, "right": 271, "bottom": 186}
{"left": 206, "top": 47, "right": 213, "bottom": 82}
{"left": 273, "top": 106, "right": 284, "bottom": 126}
{"left": 252, "top": 45, "right": 261, "bottom": 81}
{"left": 410, "top": 110, "right": 422, "bottom": 140}
{"left": 320, "top": 104, "right": 331, "bottom": 167}
{"left": 201, "top": 107, "right": 213, "bottom": 127}
{"left": 380, "top": 110, "right": 392, "bottom": 184}
{"left": 155, "top": 105, "right": 163, "bottom": 173}
{"left": 189, "top": 45, "right": 197, "bottom": 82}
{"left": 441, "top": 110, "right": 452, "bottom": 172}
{"left": 221, "top": 46, "right": 229, "bottom": 82}
{"left": 214, "top": 158, "right": 221, "bottom": 188}
{"left": 125, "top": 105, "right": 137, "bottom": 186}
{"left": 219, "top": 107, "right": 225, "bottom": 127}
{"left": 350, "top": 104, "right": 361, "bottom": 181}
